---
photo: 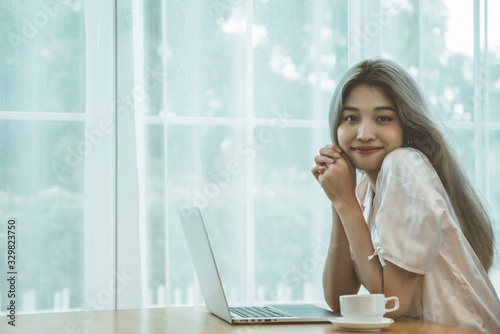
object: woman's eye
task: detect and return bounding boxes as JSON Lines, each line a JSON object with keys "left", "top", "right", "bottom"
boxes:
{"left": 344, "top": 115, "right": 358, "bottom": 122}
{"left": 377, "top": 116, "right": 393, "bottom": 122}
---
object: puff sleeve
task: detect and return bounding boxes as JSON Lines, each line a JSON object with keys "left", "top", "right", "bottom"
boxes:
{"left": 369, "top": 148, "right": 448, "bottom": 275}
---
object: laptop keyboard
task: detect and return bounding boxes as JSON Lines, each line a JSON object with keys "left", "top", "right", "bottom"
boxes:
{"left": 229, "top": 306, "right": 293, "bottom": 318}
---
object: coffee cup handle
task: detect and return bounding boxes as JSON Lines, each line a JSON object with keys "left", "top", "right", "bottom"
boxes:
{"left": 384, "top": 296, "right": 399, "bottom": 313}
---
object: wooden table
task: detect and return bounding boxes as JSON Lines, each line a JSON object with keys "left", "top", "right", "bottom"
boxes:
{"left": 1, "top": 306, "right": 482, "bottom": 334}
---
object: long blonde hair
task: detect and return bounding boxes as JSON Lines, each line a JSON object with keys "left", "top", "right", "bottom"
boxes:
{"left": 329, "top": 58, "right": 495, "bottom": 271}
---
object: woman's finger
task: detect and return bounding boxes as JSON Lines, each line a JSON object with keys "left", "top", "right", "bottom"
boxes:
{"left": 311, "top": 165, "right": 324, "bottom": 182}
{"left": 314, "top": 155, "right": 335, "bottom": 165}
{"left": 319, "top": 147, "right": 341, "bottom": 159}
{"left": 326, "top": 144, "right": 343, "bottom": 154}
{"left": 312, "top": 163, "right": 331, "bottom": 175}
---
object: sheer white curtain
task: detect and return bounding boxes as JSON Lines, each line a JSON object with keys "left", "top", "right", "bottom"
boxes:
{"left": 114, "top": 0, "right": 146, "bottom": 309}
{"left": 82, "top": 0, "right": 117, "bottom": 311}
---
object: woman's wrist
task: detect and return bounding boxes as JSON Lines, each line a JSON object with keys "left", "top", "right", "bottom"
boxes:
{"left": 332, "top": 195, "right": 358, "bottom": 213}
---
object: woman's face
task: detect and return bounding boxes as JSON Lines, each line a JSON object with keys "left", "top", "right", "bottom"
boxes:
{"left": 337, "top": 84, "right": 404, "bottom": 182}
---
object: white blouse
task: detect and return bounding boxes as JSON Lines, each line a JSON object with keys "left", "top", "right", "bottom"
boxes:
{"left": 356, "top": 147, "right": 500, "bottom": 333}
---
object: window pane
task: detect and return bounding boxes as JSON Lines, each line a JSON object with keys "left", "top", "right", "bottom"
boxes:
{"left": 381, "top": 0, "right": 475, "bottom": 123}
{"left": 0, "top": 120, "right": 84, "bottom": 312}
{"left": 380, "top": 0, "right": 419, "bottom": 68}
{"left": 447, "top": 129, "right": 475, "bottom": 185}
{"left": 487, "top": 0, "right": 500, "bottom": 122}
{"left": 254, "top": 127, "right": 331, "bottom": 302}
{"left": 146, "top": 0, "right": 246, "bottom": 118}
{"left": 489, "top": 133, "right": 500, "bottom": 286}
{"left": 145, "top": 124, "right": 247, "bottom": 305}
{"left": 254, "top": 0, "right": 348, "bottom": 120}
{"left": 0, "top": 2, "right": 86, "bottom": 113}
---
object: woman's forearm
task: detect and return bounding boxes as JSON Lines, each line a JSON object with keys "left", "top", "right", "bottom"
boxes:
{"left": 334, "top": 199, "right": 383, "bottom": 294}
{"left": 323, "top": 204, "right": 360, "bottom": 311}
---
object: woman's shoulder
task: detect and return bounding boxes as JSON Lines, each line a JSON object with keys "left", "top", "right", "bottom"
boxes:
{"left": 384, "top": 147, "right": 427, "bottom": 162}
{"left": 382, "top": 147, "right": 432, "bottom": 172}
{"left": 379, "top": 147, "right": 437, "bottom": 183}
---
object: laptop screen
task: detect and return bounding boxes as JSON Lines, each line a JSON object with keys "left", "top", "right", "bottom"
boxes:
{"left": 179, "top": 207, "right": 232, "bottom": 322}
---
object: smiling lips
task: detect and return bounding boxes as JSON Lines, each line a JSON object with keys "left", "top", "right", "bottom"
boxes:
{"left": 352, "top": 146, "right": 383, "bottom": 154}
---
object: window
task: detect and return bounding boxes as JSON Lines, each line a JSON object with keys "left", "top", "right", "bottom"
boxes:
{"left": 0, "top": 1, "right": 88, "bottom": 312}
{"left": 0, "top": 1, "right": 115, "bottom": 313}
{"left": 0, "top": 0, "right": 498, "bottom": 314}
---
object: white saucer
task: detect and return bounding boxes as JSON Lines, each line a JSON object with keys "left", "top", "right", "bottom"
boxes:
{"left": 329, "top": 317, "right": 394, "bottom": 332}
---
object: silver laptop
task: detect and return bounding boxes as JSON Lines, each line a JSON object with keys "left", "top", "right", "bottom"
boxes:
{"left": 178, "top": 206, "right": 338, "bottom": 324}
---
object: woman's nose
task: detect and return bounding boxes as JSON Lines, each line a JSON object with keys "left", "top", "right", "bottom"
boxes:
{"left": 356, "top": 121, "right": 376, "bottom": 141}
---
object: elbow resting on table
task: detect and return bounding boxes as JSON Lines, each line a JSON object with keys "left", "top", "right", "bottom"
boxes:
{"left": 385, "top": 308, "right": 408, "bottom": 320}
{"left": 324, "top": 294, "right": 340, "bottom": 313}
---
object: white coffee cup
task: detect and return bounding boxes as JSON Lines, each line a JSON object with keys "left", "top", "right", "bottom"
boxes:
{"left": 339, "top": 294, "right": 399, "bottom": 322}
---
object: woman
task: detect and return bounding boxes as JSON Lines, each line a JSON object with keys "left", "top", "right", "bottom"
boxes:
{"left": 312, "top": 58, "right": 499, "bottom": 332}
